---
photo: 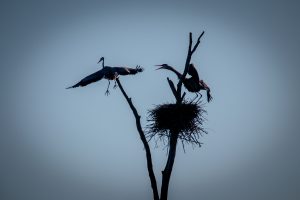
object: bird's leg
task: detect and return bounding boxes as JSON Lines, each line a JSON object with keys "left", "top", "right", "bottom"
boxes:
{"left": 191, "top": 93, "right": 198, "bottom": 103}
{"left": 113, "top": 73, "right": 119, "bottom": 89}
{"left": 113, "top": 80, "right": 118, "bottom": 89}
{"left": 196, "top": 93, "right": 202, "bottom": 104}
{"left": 105, "top": 80, "right": 111, "bottom": 95}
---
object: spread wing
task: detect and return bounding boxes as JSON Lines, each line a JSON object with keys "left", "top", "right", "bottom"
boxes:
{"left": 113, "top": 66, "right": 143, "bottom": 76}
{"left": 187, "top": 64, "right": 199, "bottom": 82}
{"left": 66, "top": 69, "right": 105, "bottom": 89}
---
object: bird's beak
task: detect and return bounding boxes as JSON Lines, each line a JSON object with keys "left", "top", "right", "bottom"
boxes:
{"left": 155, "top": 64, "right": 163, "bottom": 70}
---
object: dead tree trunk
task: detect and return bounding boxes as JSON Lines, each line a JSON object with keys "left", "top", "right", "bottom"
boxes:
{"left": 160, "top": 131, "right": 179, "bottom": 200}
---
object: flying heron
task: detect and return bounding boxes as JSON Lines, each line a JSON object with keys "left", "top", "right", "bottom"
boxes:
{"left": 67, "top": 57, "right": 143, "bottom": 95}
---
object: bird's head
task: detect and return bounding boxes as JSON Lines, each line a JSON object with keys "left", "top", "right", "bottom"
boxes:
{"left": 98, "top": 57, "right": 105, "bottom": 68}
{"left": 155, "top": 64, "right": 171, "bottom": 70}
{"left": 200, "top": 80, "right": 213, "bottom": 102}
{"left": 97, "top": 57, "right": 104, "bottom": 64}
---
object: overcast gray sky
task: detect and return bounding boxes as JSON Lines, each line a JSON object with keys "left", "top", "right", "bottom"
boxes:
{"left": 1, "top": 0, "right": 300, "bottom": 200}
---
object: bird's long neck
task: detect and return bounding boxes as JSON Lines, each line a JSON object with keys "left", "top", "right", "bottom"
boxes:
{"left": 200, "top": 80, "right": 209, "bottom": 90}
{"left": 165, "top": 65, "right": 182, "bottom": 79}
{"left": 102, "top": 59, "right": 105, "bottom": 68}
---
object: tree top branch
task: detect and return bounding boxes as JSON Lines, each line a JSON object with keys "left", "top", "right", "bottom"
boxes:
{"left": 176, "top": 31, "right": 205, "bottom": 103}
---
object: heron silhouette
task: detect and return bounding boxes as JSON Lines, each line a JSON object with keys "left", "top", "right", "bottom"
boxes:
{"left": 67, "top": 57, "right": 143, "bottom": 95}
{"left": 155, "top": 63, "right": 212, "bottom": 102}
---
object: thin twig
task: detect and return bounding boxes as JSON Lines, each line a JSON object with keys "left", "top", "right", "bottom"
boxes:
{"left": 116, "top": 78, "right": 159, "bottom": 200}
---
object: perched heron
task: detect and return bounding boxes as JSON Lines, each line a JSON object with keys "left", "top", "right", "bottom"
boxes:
{"left": 156, "top": 63, "right": 212, "bottom": 102}
{"left": 67, "top": 57, "right": 143, "bottom": 95}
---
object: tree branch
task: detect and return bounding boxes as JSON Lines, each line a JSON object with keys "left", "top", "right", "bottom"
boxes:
{"left": 181, "top": 92, "right": 186, "bottom": 102}
{"left": 167, "top": 78, "right": 177, "bottom": 101}
{"left": 176, "top": 33, "right": 192, "bottom": 101}
{"left": 116, "top": 78, "right": 159, "bottom": 200}
{"left": 160, "top": 131, "right": 178, "bottom": 200}
{"left": 191, "top": 31, "right": 205, "bottom": 54}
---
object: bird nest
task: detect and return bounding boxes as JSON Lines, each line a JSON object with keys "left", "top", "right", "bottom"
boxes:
{"left": 147, "top": 102, "right": 207, "bottom": 147}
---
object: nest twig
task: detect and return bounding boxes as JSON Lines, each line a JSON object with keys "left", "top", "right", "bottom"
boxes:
{"left": 147, "top": 102, "right": 207, "bottom": 147}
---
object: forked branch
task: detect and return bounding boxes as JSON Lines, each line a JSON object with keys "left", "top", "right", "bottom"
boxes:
{"left": 176, "top": 31, "right": 205, "bottom": 103}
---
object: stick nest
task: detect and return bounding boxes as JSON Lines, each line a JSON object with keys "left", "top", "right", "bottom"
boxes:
{"left": 147, "top": 102, "right": 207, "bottom": 146}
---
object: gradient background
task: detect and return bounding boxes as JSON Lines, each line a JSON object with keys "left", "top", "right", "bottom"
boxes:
{"left": 1, "top": 0, "right": 300, "bottom": 199}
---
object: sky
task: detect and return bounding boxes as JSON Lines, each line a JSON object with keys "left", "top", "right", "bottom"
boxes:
{"left": 1, "top": 0, "right": 300, "bottom": 200}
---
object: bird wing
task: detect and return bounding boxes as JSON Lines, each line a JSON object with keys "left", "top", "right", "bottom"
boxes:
{"left": 188, "top": 64, "right": 200, "bottom": 82}
{"left": 66, "top": 69, "right": 105, "bottom": 89}
{"left": 113, "top": 66, "right": 143, "bottom": 76}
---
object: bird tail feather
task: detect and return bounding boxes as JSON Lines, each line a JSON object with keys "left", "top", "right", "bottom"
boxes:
{"left": 136, "top": 65, "right": 144, "bottom": 73}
